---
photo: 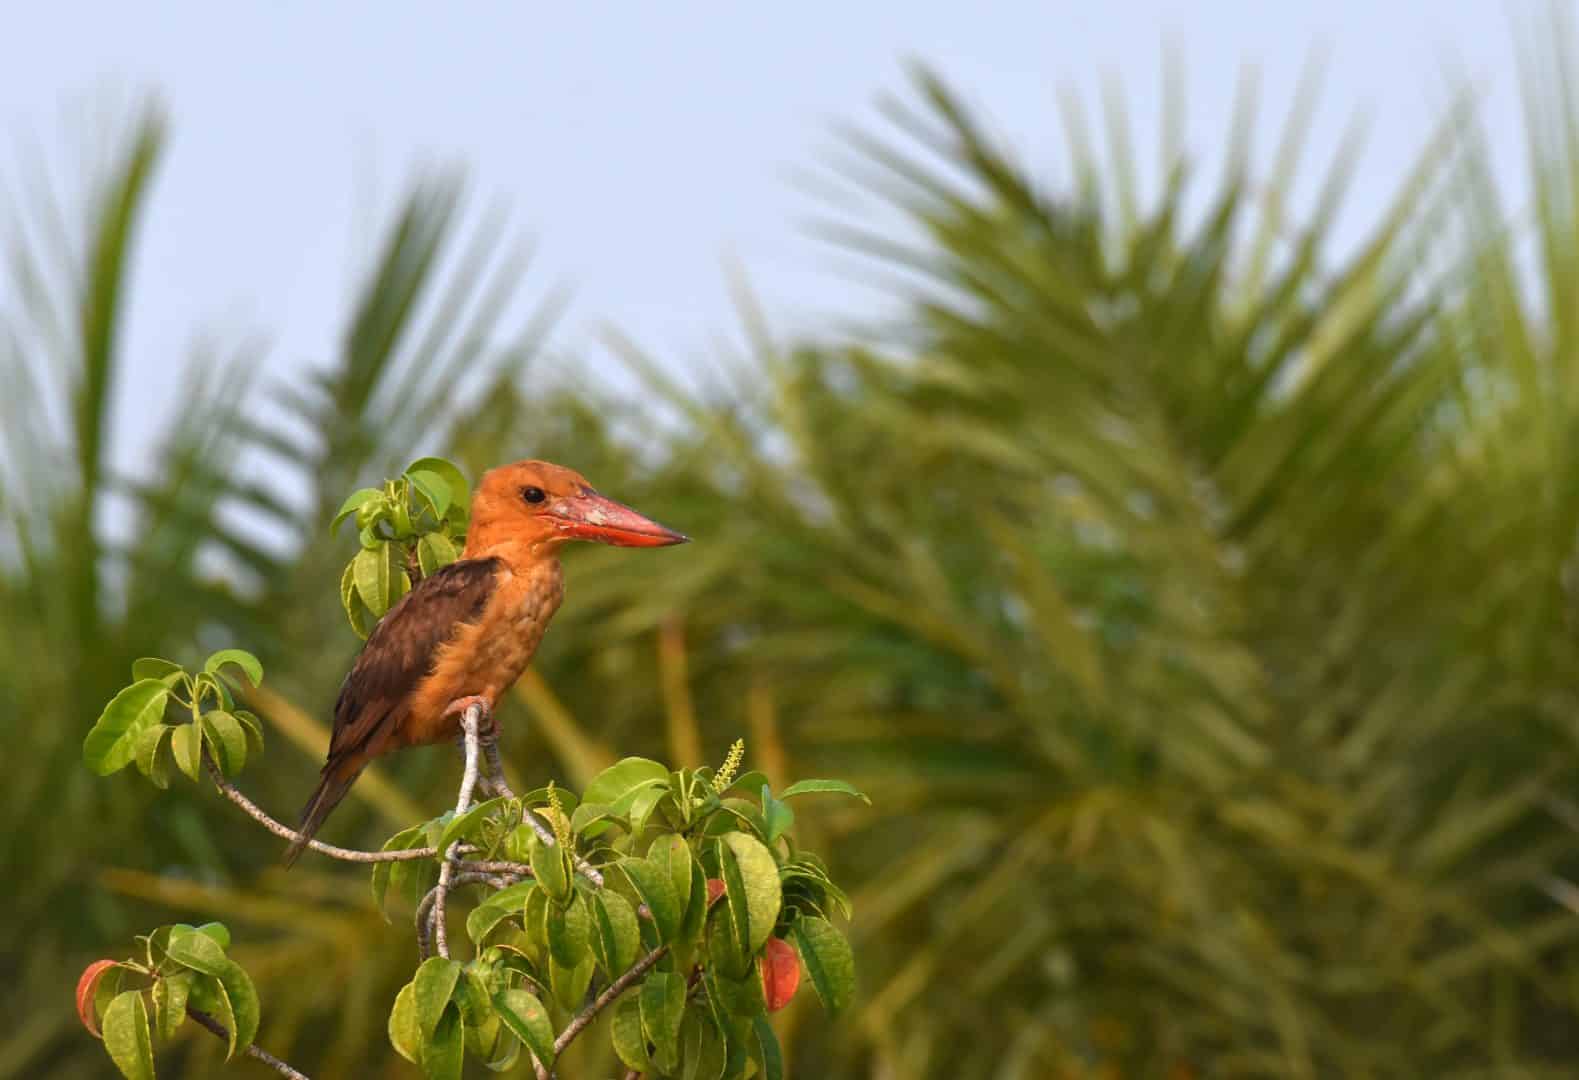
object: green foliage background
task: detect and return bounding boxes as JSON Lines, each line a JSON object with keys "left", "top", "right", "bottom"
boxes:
{"left": 12, "top": 28, "right": 1579, "bottom": 1078}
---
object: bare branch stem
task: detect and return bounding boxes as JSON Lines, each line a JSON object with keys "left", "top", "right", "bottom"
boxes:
{"left": 430, "top": 703, "right": 484, "bottom": 959}
{"left": 532, "top": 945, "right": 669, "bottom": 1079}
{"left": 203, "top": 756, "right": 438, "bottom": 863}
{"left": 186, "top": 1007, "right": 309, "bottom": 1079}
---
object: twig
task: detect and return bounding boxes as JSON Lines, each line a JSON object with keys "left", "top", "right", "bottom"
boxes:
{"left": 476, "top": 716, "right": 605, "bottom": 889}
{"left": 533, "top": 945, "right": 669, "bottom": 1080}
{"left": 415, "top": 871, "right": 517, "bottom": 959}
{"left": 429, "top": 704, "right": 484, "bottom": 959}
{"left": 203, "top": 756, "right": 438, "bottom": 863}
{"left": 186, "top": 1007, "right": 309, "bottom": 1079}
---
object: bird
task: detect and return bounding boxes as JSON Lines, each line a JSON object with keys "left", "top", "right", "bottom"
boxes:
{"left": 284, "top": 459, "right": 687, "bottom": 865}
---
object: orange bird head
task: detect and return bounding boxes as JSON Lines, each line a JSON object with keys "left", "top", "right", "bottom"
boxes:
{"left": 462, "top": 459, "right": 688, "bottom": 558}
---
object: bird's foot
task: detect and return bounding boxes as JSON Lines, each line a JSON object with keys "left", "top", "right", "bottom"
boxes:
{"left": 444, "top": 697, "right": 516, "bottom": 800}
{"left": 444, "top": 695, "right": 494, "bottom": 731}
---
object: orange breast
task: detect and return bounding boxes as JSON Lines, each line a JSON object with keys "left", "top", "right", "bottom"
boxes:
{"left": 402, "top": 559, "right": 565, "bottom": 745}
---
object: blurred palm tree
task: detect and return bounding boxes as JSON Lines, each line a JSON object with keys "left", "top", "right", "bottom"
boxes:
{"left": 12, "top": 21, "right": 1579, "bottom": 1078}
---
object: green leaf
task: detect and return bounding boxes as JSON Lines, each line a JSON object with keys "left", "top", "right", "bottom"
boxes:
{"left": 340, "top": 559, "right": 371, "bottom": 639}
{"left": 131, "top": 657, "right": 184, "bottom": 683}
{"left": 200, "top": 711, "right": 247, "bottom": 775}
{"left": 203, "top": 648, "right": 263, "bottom": 688}
{"left": 467, "top": 882, "right": 535, "bottom": 945}
{"left": 193, "top": 922, "right": 231, "bottom": 949}
{"left": 371, "top": 825, "right": 427, "bottom": 917}
{"left": 493, "top": 988, "right": 555, "bottom": 1070}
{"left": 234, "top": 709, "right": 265, "bottom": 758}
{"left": 585, "top": 757, "right": 672, "bottom": 808}
{"left": 438, "top": 796, "right": 503, "bottom": 851}
{"left": 417, "top": 531, "right": 459, "bottom": 576}
{"left": 530, "top": 834, "right": 571, "bottom": 903}
{"left": 778, "top": 779, "right": 870, "bottom": 805}
{"left": 592, "top": 890, "right": 641, "bottom": 977}
{"left": 133, "top": 723, "right": 173, "bottom": 789}
{"left": 407, "top": 457, "right": 471, "bottom": 515}
{"left": 611, "top": 996, "right": 652, "bottom": 1071}
{"left": 163, "top": 928, "right": 257, "bottom": 1056}
{"left": 722, "top": 832, "right": 781, "bottom": 953}
{"left": 621, "top": 857, "right": 683, "bottom": 943}
{"left": 792, "top": 917, "right": 855, "bottom": 1015}
{"left": 680, "top": 856, "right": 710, "bottom": 943}
{"left": 421, "top": 1004, "right": 464, "bottom": 1080}
{"left": 413, "top": 956, "right": 464, "bottom": 1042}
{"left": 331, "top": 487, "right": 382, "bottom": 533}
{"left": 407, "top": 469, "right": 452, "bottom": 519}
{"left": 682, "top": 1006, "right": 727, "bottom": 1080}
{"left": 151, "top": 971, "right": 191, "bottom": 1042}
{"left": 649, "top": 834, "right": 695, "bottom": 919}
{"left": 171, "top": 723, "right": 203, "bottom": 782}
{"left": 83, "top": 679, "right": 170, "bottom": 775}
{"left": 354, "top": 541, "right": 398, "bottom": 618}
{"left": 389, "top": 982, "right": 420, "bottom": 1063}
{"left": 102, "top": 990, "right": 155, "bottom": 1080}
{"left": 641, "top": 970, "right": 687, "bottom": 1073}
{"left": 546, "top": 891, "right": 591, "bottom": 968}
{"left": 761, "top": 787, "right": 795, "bottom": 844}
{"left": 550, "top": 952, "right": 594, "bottom": 1012}
{"left": 752, "top": 1015, "right": 784, "bottom": 1080}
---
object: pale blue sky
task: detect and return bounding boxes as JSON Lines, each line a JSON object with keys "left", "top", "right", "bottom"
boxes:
{"left": 2, "top": 2, "right": 1526, "bottom": 470}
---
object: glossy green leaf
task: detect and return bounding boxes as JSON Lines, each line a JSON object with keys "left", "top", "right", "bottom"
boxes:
{"left": 752, "top": 1015, "right": 784, "bottom": 1080}
{"left": 331, "top": 487, "right": 382, "bottom": 533}
{"left": 340, "top": 558, "right": 370, "bottom": 639}
{"left": 721, "top": 832, "right": 781, "bottom": 953}
{"left": 641, "top": 970, "right": 687, "bottom": 1073}
{"left": 438, "top": 795, "right": 503, "bottom": 851}
{"left": 592, "top": 890, "right": 641, "bottom": 977}
{"left": 778, "top": 778, "right": 870, "bottom": 804}
{"left": 649, "top": 833, "right": 695, "bottom": 918}
{"left": 467, "top": 882, "right": 535, "bottom": 945}
{"left": 203, "top": 648, "right": 262, "bottom": 688}
{"left": 133, "top": 723, "right": 173, "bottom": 789}
{"left": 530, "top": 834, "right": 571, "bottom": 903}
{"left": 417, "top": 531, "right": 459, "bottom": 577}
{"left": 170, "top": 723, "right": 203, "bottom": 782}
{"left": 792, "top": 917, "right": 854, "bottom": 1015}
{"left": 388, "top": 982, "right": 420, "bottom": 1063}
{"left": 611, "top": 996, "right": 652, "bottom": 1071}
{"left": 354, "top": 541, "right": 397, "bottom": 618}
{"left": 413, "top": 956, "right": 463, "bottom": 1042}
{"left": 131, "top": 657, "right": 184, "bottom": 683}
{"left": 420, "top": 1004, "right": 464, "bottom": 1080}
{"left": 199, "top": 710, "right": 247, "bottom": 775}
{"left": 550, "top": 952, "right": 594, "bottom": 1012}
{"left": 493, "top": 988, "right": 555, "bottom": 1070}
{"left": 234, "top": 709, "right": 264, "bottom": 757}
{"left": 546, "top": 891, "right": 591, "bottom": 968}
{"left": 151, "top": 971, "right": 191, "bottom": 1042}
{"left": 407, "top": 469, "right": 452, "bottom": 519}
{"left": 371, "top": 825, "right": 427, "bottom": 917}
{"left": 102, "top": 990, "right": 155, "bottom": 1080}
{"left": 621, "top": 857, "right": 682, "bottom": 943}
{"left": 584, "top": 756, "right": 672, "bottom": 807}
{"left": 83, "top": 679, "right": 170, "bottom": 775}
{"left": 761, "top": 787, "right": 794, "bottom": 844}
{"left": 682, "top": 1006, "right": 728, "bottom": 1080}
{"left": 406, "top": 457, "right": 471, "bottom": 515}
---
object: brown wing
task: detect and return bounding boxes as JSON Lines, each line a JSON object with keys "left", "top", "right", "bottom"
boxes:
{"left": 328, "top": 556, "right": 502, "bottom": 761}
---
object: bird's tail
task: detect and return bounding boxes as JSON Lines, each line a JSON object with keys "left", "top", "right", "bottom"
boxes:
{"left": 283, "top": 759, "right": 363, "bottom": 868}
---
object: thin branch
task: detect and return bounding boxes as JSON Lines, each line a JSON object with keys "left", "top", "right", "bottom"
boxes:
{"left": 480, "top": 728, "right": 606, "bottom": 888}
{"left": 415, "top": 871, "right": 517, "bottom": 959}
{"left": 203, "top": 756, "right": 438, "bottom": 863}
{"left": 186, "top": 1007, "right": 309, "bottom": 1080}
{"left": 534, "top": 945, "right": 669, "bottom": 1079}
{"left": 430, "top": 703, "right": 484, "bottom": 959}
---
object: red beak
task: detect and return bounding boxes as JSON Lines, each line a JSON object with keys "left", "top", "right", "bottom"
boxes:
{"left": 546, "top": 491, "right": 689, "bottom": 548}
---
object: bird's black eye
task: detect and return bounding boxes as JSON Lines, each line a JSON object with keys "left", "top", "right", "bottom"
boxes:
{"left": 521, "top": 486, "right": 546, "bottom": 505}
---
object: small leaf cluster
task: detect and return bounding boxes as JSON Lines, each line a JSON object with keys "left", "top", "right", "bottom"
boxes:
{"left": 334, "top": 457, "right": 470, "bottom": 637}
{"left": 81, "top": 651, "right": 265, "bottom": 786}
{"left": 381, "top": 750, "right": 862, "bottom": 1079}
{"left": 76, "top": 923, "right": 259, "bottom": 1080}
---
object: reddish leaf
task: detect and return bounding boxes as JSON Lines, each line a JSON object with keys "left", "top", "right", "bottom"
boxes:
{"left": 706, "top": 878, "right": 726, "bottom": 907}
{"left": 76, "top": 960, "right": 121, "bottom": 1038}
{"left": 760, "top": 936, "right": 800, "bottom": 1012}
